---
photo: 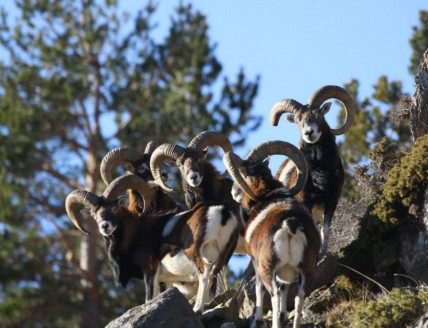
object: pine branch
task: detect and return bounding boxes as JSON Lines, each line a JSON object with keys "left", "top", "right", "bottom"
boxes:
{"left": 41, "top": 162, "right": 83, "bottom": 190}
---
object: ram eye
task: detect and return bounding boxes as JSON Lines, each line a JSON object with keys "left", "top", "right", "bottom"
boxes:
{"left": 111, "top": 206, "right": 119, "bottom": 214}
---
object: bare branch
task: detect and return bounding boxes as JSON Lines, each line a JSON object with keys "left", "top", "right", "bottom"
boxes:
{"left": 41, "top": 162, "right": 84, "bottom": 190}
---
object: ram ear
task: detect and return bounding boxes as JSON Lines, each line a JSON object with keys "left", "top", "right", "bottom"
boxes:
{"left": 80, "top": 208, "right": 91, "bottom": 217}
{"left": 201, "top": 148, "right": 208, "bottom": 159}
{"left": 286, "top": 114, "right": 296, "bottom": 123}
{"left": 262, "top": 157, "right": 270, "bottom": 168}
{"left": 164, "top": 159, "right": 177, "bottom": 167}
{"left": 123, "top": 162, "right": 135, "bottom": 173}
{"left": 314, "top": 102, "right": 332, "bottom": 115}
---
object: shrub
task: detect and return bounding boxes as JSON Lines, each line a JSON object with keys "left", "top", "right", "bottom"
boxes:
{"left": 342, "top": 135, "right": 428, "bottom": 275}
{"left": 328, "top": 288, "right": 424, "bottom": 328}
{"left": 348, "top": 288, "right": 423, "bottom": 328}
{"left": 372, "top": 134, "right": 428, "bottom": 225}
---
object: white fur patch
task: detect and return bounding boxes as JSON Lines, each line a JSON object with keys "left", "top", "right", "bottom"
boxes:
{"left": 186, "top": 169, "right": 202, "bottom": 187}
{"left": 172, "top": 282, "right": 198, "bottom": 299}
{"left": 311, "top": 204, "right": 325, "bottom": 224}
{"left": 98, "top": 221, "right": 117, "bottom": 236}
{"left": 245, "top": 202, "right": 288, "bottom": 244}
{"left": 278, "top": 160, "right": 296, "bottom": 186}
{"left": 200, "top": 206, "right": 238, "bottom": 263}
{"left": 273, "top": 221, "right": 307, "bottom": 269}
{"left": 160, "top": 250, "right": 198, "bottom": 280}
{"left": 231, "top": 184, "right": 243, "bottom": 203}
{"left": 301, "top": 121, "right": 321, "bottom": 143}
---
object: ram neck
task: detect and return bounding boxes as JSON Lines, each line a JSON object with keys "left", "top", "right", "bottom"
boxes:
{"left": 117, "top": 217, "right": 140, "bottom": 254}
{"left": 301, "top": 135, "right": 339, "bottom": 167}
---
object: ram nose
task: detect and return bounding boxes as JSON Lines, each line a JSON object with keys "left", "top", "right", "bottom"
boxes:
{"left": 99, "top": 221, "right": 116, "bottom": 236}
{"left": 187, "top": 171, "right": 202, "bottom": 187}
{"left": 302, "top": 127, "right": 320, "bottom": 143}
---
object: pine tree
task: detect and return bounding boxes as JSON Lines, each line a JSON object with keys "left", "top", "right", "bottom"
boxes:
{"left": 338, "top": 76, "right": 410, "bottom": 197}
{"left": 409, "top": 10, "right": 428, "bottom": 75}
{"left": 0, "top": 1, "right": 260, "bottom": 327}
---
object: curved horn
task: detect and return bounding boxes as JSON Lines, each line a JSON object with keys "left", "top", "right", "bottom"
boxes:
{"left": 100, "top": 147, "right": 144, "bottom": 186}
{"left": 103, "top": 174, "right": 153, "bottom": 216}
{"left": 188, "top": 131, "right": 233, "bottom": 154}
{"left": 144, "top": 140, "right": 158, "bottom": 155}
{"left": 270, "top": 99, "right": 304, "bottom": 126}
{"left": 307, "top": 85, "right": 355, "bottom": 135}
{"left": 189, "top": 131, "right": 233, "bottom": 178}
{"left": 65, "top": 190, "right": 101, "bottom": 235}
{"left": 150, "top": 143, "right": 185, "bottom": 192}
{"left": 223, "top": 151, "right": 257, "bottom": 201}
{"left": 246, "top": 141, "right": 308, "bottom": 196}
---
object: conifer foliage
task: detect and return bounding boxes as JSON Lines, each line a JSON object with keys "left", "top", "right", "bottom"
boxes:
{"left": 0, "top": 1, "right": 260, "bottom": 327}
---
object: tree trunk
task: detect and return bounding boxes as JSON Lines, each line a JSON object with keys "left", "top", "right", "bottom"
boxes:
{"left": 80, "top": 223, "right": 101, "bottom": 328}
{"left": 411, "top": 49, "right": 428, "bottom": 140}
{"left": 80, "top": 146, "right": 102, "bottom": 328}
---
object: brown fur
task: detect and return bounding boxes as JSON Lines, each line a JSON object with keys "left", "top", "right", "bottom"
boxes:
{"left": 176, "top": 149, "right": 245, "bottom": 253}
{"left": 245, "top": 200, "right": 320, "bottom": 289}
{"left": 126, "top": 186, "right": 181, "bottom": 215}
{"left": 236, "top": 159, "right": 321, "bottom": 326}
{"left": 100, "top": 200, "right": 238, "bottom": 307}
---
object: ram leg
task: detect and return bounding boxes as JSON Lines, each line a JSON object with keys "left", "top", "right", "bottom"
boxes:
{"left": 270, "top": 277, "right": 281, "bottom": 328}
{"left": 293, "top": 274, "right": 305, "bottom": 328}
{"left": 251, "top": 262, "right": 265, "bottom": 328}
{"left": 143, "top": 267, "right": 160, "bottom": 303}
{"left": 143, "top": 274, "right": 154, "bottom": 303}
{"left": 193, "top": 263, "right": 213, "bottom": 314}
{"left": 319, "top": 212, "right": 333, "bottom": 261}
{"left": 279, "top": 283, "right": 290, "bottom": 326}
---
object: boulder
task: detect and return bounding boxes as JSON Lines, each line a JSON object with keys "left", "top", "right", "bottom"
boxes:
{"left": 105, "top": 287, "right": 204, "bottom": 328}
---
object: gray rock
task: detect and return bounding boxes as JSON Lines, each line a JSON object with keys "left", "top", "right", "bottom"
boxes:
{"left": 105, "top": 288, "right": 204, "bottom": 328}
{"left": 399, "top": 190, "right": 428, "bottom": 283}
{"left": 201, "top": 289, "right": 249, "bottom": 328}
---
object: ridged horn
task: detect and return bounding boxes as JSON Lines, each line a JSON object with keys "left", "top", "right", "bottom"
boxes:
{"left": 188, "top": 131, "right": 233, "bottom": 154}
{"left": 65, "top": 190, "right": 101, "bottom": 235}
{"left": 103, "top": 174, "right": 153, "bottom": 216}
{"left": 189, "top": 131, "right": 233, "bottom": 177}
{"left": 307, "top": 85, "right": 355, "bottom": 135}
{"left": 270, "top": 99, "right": 305, "bottom": 126}
{"left": 246, "top": 141, "right": 308, "bottom": 196}
{"left": 144, "top": 140, "right": 158, "bottom": 155}
{"left": 150, "top": 143, "right": 186, "bottom": 192}
{"left": 100, "top": 147, "right": 144, "bottom": 186}
{"left": 223, "top": 151, "right": 257, "bottom": 201}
